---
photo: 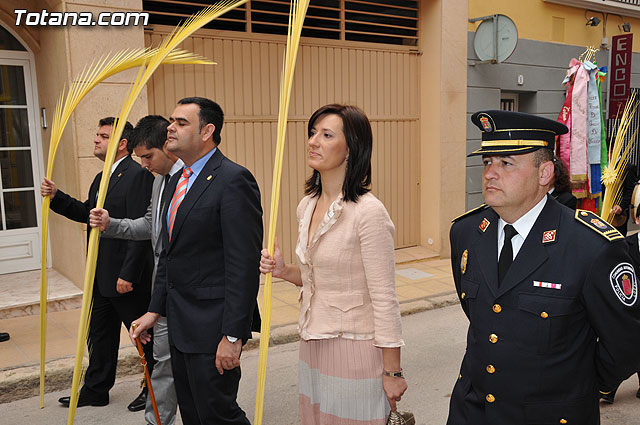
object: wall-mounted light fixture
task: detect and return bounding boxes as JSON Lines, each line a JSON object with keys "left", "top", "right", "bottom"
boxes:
{"left": 622, "top": 22, "right": 631, "bottom": 32}
{"left": 586, "top": 16, "right": 601, "bottom": 26}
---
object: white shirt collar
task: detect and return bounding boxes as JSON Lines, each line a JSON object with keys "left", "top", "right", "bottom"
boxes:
{"left": 110, "top": 156, "right": 126, "bottom": 176}
{"left": 167, "top": 158, "right": 184, "bottom": 178}
{"left": 498, "top": 195, "right": 547, "bottom": 242}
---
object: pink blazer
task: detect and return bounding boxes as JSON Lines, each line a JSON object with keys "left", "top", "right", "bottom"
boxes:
{"left": 295, "top": 192, "right": 404, "bottom": 348}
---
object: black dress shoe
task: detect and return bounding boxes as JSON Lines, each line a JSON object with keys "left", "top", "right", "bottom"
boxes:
{"left": 127, "top": 387, "right": 147, "bottom": 412}
{"left": 0, "top": 332, "right": 9, "bottom": 342}
{"left": 58, "top": 394, "right": 108, "bottom": 408}
{"left": 600, "top": 389, "right": 616, "bottom": 404}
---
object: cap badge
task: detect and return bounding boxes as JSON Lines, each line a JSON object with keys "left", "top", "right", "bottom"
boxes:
{"left": 479, "top": 218, "right": 490, "bottom": 232}
{"left": 542, "top": 230, "right": 556, "bottom": 243}
{"left": 590, "top": 218, "right": 608, "bottom": 230}
{"left": 461, "top": 249, "right": 468, "bottom": 274}
{"left": 479, "top": 116, "right": 493, "bottom": 132}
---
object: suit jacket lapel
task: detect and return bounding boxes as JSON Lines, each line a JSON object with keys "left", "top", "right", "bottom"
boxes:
{"left": 106, "top": 155, "right": 131, "bottom": 197}
{"left": 626, "top": 235, "right": 640, "bottom": 267}
{"left": 473, "top": 208, "right": 500, "bottom": 298}
{"left": 168, "top": 149, "right": 222, "bottom": 248}
{"left": 497, "top": 197, "right": 559, "bottom": 296}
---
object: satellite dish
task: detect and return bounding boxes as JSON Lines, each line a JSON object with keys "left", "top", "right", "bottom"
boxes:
{"left": 472, "top": 14, "right": 518, "bottom": 63}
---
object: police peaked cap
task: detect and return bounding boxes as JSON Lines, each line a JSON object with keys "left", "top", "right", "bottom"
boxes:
{"left": 469, "top": 110, "right": 568, "bottom": 156}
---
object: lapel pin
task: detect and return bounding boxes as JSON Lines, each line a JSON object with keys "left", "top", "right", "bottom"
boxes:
{"left": 479, "top": 218, "right": 490, "bottom": 232}
{"left": 460, "top": 249, "right": 468, "bottom": 274}
{"left": 207, "top": 175, "right": 212, "bottom": 181}
{"left": 542, "top": 230, "right": 556, "bottom": 243}
{"left": 117, "top": 172, "right": 122, "bottom": 177}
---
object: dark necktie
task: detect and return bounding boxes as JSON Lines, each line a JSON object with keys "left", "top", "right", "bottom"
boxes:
{"left": 157, "top": 174, "right": 171, "bottom": 237}
{"left": 498, "top": 224, "right": 518, "bottom": 285}
{"left": 159, "top": 174, "right": 171, "bottom": 216}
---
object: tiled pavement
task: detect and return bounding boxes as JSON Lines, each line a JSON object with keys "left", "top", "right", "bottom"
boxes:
{"left": 0, "top": 246, "right": 456, "bottom": 373}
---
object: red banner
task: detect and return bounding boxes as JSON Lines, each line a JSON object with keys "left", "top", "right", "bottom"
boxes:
{"left": 608, "top": 33, "right": 633, "bottom": 119}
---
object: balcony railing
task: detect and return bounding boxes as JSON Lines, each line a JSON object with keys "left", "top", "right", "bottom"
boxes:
{"left": 544, "top": 0, "right": 640, "bottom": 18}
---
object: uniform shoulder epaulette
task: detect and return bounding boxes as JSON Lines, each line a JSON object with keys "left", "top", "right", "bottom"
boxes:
{"left": 452, "top": 204, "right": 489, "bottom": 223}
{"left": 574, "top": 209, "right": 624, "bottom": 242}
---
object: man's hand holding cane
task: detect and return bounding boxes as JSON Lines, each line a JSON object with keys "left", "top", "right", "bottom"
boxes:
{"left": 130, "top": 312, "right": 161, "bottom": 345}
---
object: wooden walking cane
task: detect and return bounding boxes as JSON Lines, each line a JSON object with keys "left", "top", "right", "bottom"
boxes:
{"left": 132, "top": 323, "right": 162, "bottom": 425}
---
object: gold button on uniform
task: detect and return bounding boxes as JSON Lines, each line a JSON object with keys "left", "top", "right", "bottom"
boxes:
{"left": 560, "top": 420, "right": 567, "bottom": 424}
{"left": 486, "top": 394, "right": 495, "bottom": 403}
{"left": 461, "top": 292, "right": 466, "bottom": 299}
{"left": 489, "top": 333, "right": 498, "bottom": 343}
{"left": 492, "top": 304, "right": 502, "bottom": 313}
{"left": 486, "top": 364, "right": 495, "bottom": 374}
{"left": 458, "top": 374, "right": 462, "bottom": 380}
{"left": 541, "top": 311, "right": 549, "bottom": 319}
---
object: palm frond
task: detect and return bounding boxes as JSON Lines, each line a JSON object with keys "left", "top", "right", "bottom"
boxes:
{"left": 40, "top": 46, "right": 214, "bottom": 408}
{"left": 601, "top": 90, "right": 639, "bottom": 223}
{"left": 255, "top": 1, "right": 310, "bottom": 424}
{"left": 65, "top": 2, "right": 249, "bottom": 423}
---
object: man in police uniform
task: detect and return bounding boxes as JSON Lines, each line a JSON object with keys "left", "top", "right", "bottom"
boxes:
{"left": 447, "top": 110, "right": 640, "bottom": 425}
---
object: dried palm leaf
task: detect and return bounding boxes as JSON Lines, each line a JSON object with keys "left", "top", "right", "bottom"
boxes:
{"left": 66, "top": 2, "right": 249, "bottom": 423}
{"left": 255, "top": 1, "right": 310, "bottom": 424}
{"left": 40, "top": 48, "right": 214, "bottom": 407}
{"left": 601, "top": 91, "right": 639, "bottom": 224}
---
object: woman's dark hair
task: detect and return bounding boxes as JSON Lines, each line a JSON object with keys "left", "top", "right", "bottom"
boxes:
{"left": 304, "top": 104, "right": 372, "bottom": 202}
{"left": 554, "top": 157, "right": 571, "bottom": 193}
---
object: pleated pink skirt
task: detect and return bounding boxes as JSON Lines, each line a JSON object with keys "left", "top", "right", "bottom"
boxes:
{"left": 299, "top": 337, "right": 390, "bottom": 425}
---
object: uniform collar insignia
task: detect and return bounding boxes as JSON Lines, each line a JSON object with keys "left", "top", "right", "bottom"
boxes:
{"left": 479, "top": 217, "right": 490, "bottom": 232}
{"left": 542, "top": 229, "right": 556, "bottom": 243}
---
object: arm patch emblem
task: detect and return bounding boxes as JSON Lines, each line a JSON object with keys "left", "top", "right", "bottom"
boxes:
{"left": 610, "top": 263, "right": 638, "bottom": 306}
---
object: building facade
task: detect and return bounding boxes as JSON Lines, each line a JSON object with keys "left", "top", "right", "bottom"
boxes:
{"left": 0, "top": 0, "right": 467, "bottom": 286}
{"left": 466, "top": 0, "right": 640, "bottom": 209}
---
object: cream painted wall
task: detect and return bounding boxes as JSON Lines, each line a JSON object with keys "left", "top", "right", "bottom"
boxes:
{"left": 1, "top": 0, "right": 148, "bottom": 286}
{"left": 420, "top": 0, "right": 468, "bottom": 257}
{"left": 469, "top": 0, "right": 640, "bottom": 51}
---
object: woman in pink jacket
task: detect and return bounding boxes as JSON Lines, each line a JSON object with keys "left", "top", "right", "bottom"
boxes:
{"left": 260, "top": 104, "right": 407, "bottom": 424}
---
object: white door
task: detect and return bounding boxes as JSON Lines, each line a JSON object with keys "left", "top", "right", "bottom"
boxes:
{"left": 0, "top": 27, "right": 45, "bottom": 274}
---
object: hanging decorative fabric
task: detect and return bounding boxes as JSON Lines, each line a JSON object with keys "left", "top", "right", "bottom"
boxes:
{"left": 557, "top": 82, "right": 573, "bottom": 173}
{"left": 559, "top": 47, "right": 606, "bottom": 208}
{"left": 598, "top": 67, "right": 608, "bottom": 171}
{"left": 585, "top": 60, "right": 602, "bottom": 195}
{"left": 569, "top": 58, "right": 590, "bottom": 185}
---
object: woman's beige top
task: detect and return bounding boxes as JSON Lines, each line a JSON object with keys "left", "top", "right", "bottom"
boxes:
{"left": 295, "top": 192, "right": 404, "bottom": 348}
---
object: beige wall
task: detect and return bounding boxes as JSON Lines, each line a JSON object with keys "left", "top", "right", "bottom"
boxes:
{"left": 0, "top": 0, "right": 148, "bottom": 286}
{"left": 145, "top": 29, "right": 422, "bottom": 263}
{"left": 419, "top": 0, "right": 468, "bottom": 258}
{"left": 0, "top": 0, "right": 469, "bottom": 283}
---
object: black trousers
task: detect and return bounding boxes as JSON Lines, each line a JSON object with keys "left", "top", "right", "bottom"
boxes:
{"left": 82, "top": 287, "right": 154, "bottom": 398}
{"left": 170, "top": 344, "right": 250, "bottom": 425}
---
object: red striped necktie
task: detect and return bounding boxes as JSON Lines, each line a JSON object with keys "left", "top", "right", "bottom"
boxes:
{"left": 167, "top": 167, "right": 193, "bottom": 241}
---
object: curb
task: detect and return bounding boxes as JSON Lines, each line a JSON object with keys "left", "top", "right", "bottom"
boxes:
{"left": 0, "top": 292, "right": 459, "bottom": 404}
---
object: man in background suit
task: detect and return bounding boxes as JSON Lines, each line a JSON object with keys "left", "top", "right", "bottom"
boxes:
{"left": 90, "top": 115, "right": 182, "bottom": 425}
{"left": 599, "top": 181, "right": 640, "bottom": 404}
{"left": 41, "top": 118, "right": 154, "bottom": 410}
{"left": 131, "top": 97, "right": 263, "bottom": 425}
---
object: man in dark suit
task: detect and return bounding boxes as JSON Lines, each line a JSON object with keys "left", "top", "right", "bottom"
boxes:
{"left": 89, "top": 115, "right": 182, "bottom": 425}
{"left": 599, "top": 182, "right": 640, "bottom": 404}
{"left": 131, "top": 97, "right": 263, "bottom": 425}
{"left": 447, "top": 110, "right": 640, "bottom": 425}
{"left": 41, "top": 118, "right": 154, "bottom": 410}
